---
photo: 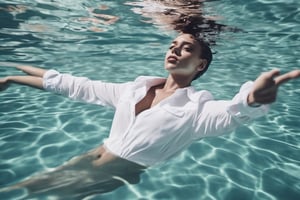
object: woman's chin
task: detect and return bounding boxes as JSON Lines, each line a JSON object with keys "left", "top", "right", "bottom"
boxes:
{"left": 164, "top": 64, "right": 178, "bottom": 71}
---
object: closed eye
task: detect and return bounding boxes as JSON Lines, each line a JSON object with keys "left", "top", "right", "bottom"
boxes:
{"left": 184, "top": 46, "right": 194, "bottom": 52}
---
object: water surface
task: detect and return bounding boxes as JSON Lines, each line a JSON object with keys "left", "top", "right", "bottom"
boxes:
{"left": 0, "top": 0, "right": 299, "bottom": 199}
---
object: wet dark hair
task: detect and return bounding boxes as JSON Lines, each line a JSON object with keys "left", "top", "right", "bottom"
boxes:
{"left": 192, "top": 37, "right": 213, "bottom": 80}
{"left": 174, "top": 15, "right": 228, "bottom": 44}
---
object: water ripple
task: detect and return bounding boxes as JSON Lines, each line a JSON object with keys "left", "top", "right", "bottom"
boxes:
{"left": 1, "top": 0, "right": 300, "bottom": 199}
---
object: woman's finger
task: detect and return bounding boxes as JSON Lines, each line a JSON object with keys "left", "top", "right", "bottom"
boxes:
{"left": 275, "top": 70, "right": 300, "bottom": 86}
{"left": 262, "top": 69, "right": 281, "bottom": 80}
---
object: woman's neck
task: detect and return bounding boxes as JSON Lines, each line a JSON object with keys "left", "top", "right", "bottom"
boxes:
{"left": 162, "top": 74, "right": 193, "bottom": 92}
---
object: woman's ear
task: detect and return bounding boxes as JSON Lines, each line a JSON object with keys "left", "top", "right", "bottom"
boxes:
{"left": 197, "top": 59, "right": 207, "bottom": 72}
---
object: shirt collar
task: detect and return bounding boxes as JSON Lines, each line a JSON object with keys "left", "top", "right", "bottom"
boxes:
{"left": 134, "top": 76, "right": 166, "bottom": 90}
{"left": 134, "top": 76, "right": 208, "bottom": 103}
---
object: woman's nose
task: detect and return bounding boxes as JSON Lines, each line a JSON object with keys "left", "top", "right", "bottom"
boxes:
{"left": 172, "top": 47, "right": 181, "bottom": 56}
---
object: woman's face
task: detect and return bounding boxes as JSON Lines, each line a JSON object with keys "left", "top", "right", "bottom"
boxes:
{"left": 164, "top": 34, "right": 204, "bottom": 78}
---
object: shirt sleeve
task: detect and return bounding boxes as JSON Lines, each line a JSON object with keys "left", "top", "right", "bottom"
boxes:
{"left": 43, "top": 69, "right": 130, "bottom": 108}
{"left": 194, "top": 81, "right": 269, "bottom": 138}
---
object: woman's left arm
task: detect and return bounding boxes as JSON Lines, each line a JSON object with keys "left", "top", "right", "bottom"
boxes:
{"left": 193, "top": 69, "right": 300, "bottom": 139}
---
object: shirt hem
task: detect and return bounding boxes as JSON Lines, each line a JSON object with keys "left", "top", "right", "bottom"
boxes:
{"left": 103, "top": 143, "right": 149, "bottom": 168}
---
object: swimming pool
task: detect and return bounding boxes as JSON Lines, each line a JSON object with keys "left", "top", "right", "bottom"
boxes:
{"left": 0, "top": 0, "right": 299, "bottom": 199}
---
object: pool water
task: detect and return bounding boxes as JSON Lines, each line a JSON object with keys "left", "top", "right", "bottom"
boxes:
{"left": 0, "top": 0, "right": 299, "bottom": 199}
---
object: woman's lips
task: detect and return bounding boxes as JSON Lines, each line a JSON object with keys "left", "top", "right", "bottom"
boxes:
{"left": 167, "top": 56, "right": 178, "bottom": 63}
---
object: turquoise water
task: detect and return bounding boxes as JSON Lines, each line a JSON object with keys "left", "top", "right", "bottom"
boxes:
{"left": 0, "top": 0, "right": 299, "bottom": 199}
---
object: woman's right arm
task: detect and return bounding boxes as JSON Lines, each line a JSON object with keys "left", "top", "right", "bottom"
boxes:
{"left": 16, "top": 65, "right": 47, "bottom": 77}
{"left": 0, "top": 75, "right": 43, "bottom": 90}
{"left": 0, "top": 65, "right": 47, "bottom": 91}
{"left": 1, "top": 65, "right": 131, "bottom": 107}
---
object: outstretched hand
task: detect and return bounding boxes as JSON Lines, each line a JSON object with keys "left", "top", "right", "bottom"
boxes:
{"left": 0, "top": 77, "right": 9, "bottom": 91}
{"left": 247, "top": 69, "right": 300, "bottom": 105}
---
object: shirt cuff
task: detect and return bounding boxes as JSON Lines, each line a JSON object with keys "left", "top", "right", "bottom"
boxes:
{"left": 42, "top": 69, "right": 60, "bottom": 92}
{"left": 226, "top": 81, "right": 270, "bottom": 123}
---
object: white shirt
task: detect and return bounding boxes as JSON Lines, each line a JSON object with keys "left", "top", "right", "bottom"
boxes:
{"left": 43, "top": 70, "right": 269, "bottom": 166}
